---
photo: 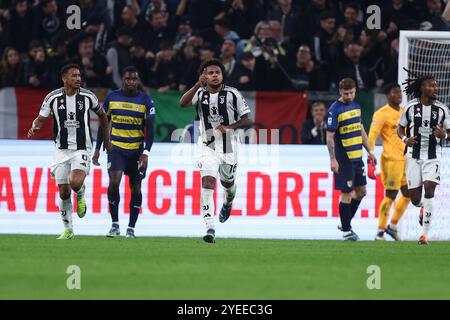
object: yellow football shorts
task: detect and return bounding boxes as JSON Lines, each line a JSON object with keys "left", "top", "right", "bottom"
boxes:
{"left": 380, "top": 157, "right": 407, "bottom": 190}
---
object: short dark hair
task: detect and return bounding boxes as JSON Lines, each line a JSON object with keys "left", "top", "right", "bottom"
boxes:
{"left": 383, "top": 83, "right": 401, "bottom": 95}
{"left": 61, "top": 63, "right": 80, "bottom": 77}
{"left": 345, "top": 2, "right": 359, "bottom": 12}
{"left": 199, "top": 58, "right": 226, "bottom": 78}
{"left": 319, "top": 10, "right": 335, "bottom": 21}
{"left": 122, "top": 66, "right": 139, "bottom": 77}
{"left": 339, "top": 78, "right": 356, "bottom": 90}
{"left": 29, "top": 40, "right": 43, "bottom": 51}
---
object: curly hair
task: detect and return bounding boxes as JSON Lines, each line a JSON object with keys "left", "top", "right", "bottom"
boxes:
{"left": 402, "top": 67, "right": 435, "bottom": 98}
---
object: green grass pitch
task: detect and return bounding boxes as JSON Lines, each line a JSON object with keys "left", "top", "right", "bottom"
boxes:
{"left": 1, "top": 234, "right": 450, "bottom": 299}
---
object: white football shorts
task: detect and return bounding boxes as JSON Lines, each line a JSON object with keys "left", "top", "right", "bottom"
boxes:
{"left": 406, "top": 158, "right": 440, "bottom": 189}
{"left": 196, "top": 143, "right": 238, "bottom": 182}
{"left": 51, "top": 149, "right": 91, "bottom": 185}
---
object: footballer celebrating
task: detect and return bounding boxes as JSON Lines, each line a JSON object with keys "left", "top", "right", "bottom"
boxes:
{"left": 326, "top": 78, "right": 377, "bottom": 241}
{"left": 398, "top": 71, "right": 450, "bottom": 245}
{"left": 27, "top": 64, "right": 111, "bottom": 239}
{"left": 368, "top": 83, "right": 410, "bottom": 241}
{"left": 179, "top": 59, "right": 253, "bottom": 243}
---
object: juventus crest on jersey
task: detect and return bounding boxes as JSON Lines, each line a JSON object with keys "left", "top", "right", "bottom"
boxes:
{"left": 192, "top": 85, "right": 250, "bottom": 153}
{"left": 399, "top": 98, "right": 450, "bottom": 160}
{"left": 39, "top": 87, "right": 101, "bottom": 151}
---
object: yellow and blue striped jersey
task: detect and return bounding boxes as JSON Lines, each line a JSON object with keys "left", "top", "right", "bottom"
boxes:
{"left": 326, "top": 100, "right": 363, "bottom": 162}
{"left": 102, "top": 89, "right": 155, "bottom": 152}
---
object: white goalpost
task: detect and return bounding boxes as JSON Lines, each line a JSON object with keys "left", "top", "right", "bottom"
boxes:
{"left": 398, "top": 30, "right": 450, "bottom": 240}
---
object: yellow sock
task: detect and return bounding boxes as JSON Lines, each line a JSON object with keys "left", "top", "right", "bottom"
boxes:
{"left": 391, "top": 195, "right": 410, "bottom": 225}
{"left": 378, "top": 197, "right": 394, "bottom": 229}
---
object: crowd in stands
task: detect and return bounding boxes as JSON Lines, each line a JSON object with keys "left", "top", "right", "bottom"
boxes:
{"left": 0, "top": 0, "right": 449, "bottom": 94}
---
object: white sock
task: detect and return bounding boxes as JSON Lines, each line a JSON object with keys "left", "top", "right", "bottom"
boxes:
{"left": 59, "top": 198, "right": 73, "bottom": 231}
{"left": 75, "top": 184, "right": 85, "bottom": 199}
{"left": 224, "top": 183, "right": 236, "bottom": 205}
{"left": 414, "top": 195, "right": 425, "bottom": 208}
{"left": 422, "top": 197, "right": 433, "bottom": 237}
{"left": 201, "top": 188, "right": 215, "bottom": 230}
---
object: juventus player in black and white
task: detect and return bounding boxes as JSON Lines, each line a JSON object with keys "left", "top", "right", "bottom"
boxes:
{"left": 179, "top": 59, "right": 253, "bottom": 243}
{"left": 27, "top": 64, "right": 111, "bottom": 240}
{"left": 398, "top": 72, "right": 450, "bottom": 245}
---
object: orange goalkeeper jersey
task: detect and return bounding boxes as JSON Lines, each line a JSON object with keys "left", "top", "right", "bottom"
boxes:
{"left": 368, "top": 104, "right": 406, "bottom": 161}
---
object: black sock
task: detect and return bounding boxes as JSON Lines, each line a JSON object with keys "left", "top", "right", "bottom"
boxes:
{"left": 350, "top": 199, "right": 361, "bottom": 219}
{"left": 339, "top": 202, "right": 352, "bottom": 232}
{"left": 108, "top": 188, "right": 120, "bottom": 223}
{"left": 129, "top": 192, "right": 142, "bottom": 228}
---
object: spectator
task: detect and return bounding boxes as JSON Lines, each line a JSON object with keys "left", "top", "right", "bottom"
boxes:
{"left": 382, "top": 0, "right": 418, "bottom": 36}
{"left": 303, "top": 0, "right": 337, "bottom": 40}
{"left": 311, "top": 11, "right": 337, "bottom": 67}
{"left": 130, "top": 41, "right": 152, "bottom": 87}
{"left": 335, "top": 42, "right": 375, "bottom": 91}
{"left": 187, "top": 0, "right": 226, "bottom": 38}
{"left": 226, "top": 51, "right": 255, "bottom": 91}
{"left": 0, "top": 46, "right": 26, "bottom": 87}
{"left": 359, "top": 28, "right": 389, "bottom": 89}
{"left": 220, "top": 39, "right": 237, "bottom": 78}
{"left": 226, "top": 0, "right": 265, "bottom": 39}
{"left": 4, "top": 0, "right": 34, "bottom": 54}
{"left": 150, "top": 42, "right": 180, "bottom": 93}
{"left": 213, "top": 18, "right": 243, "bottom": 55}
{"left": 78, "top": 0, "right": 112, "bottom": 54}
{"left": 143, "top": 9, "right": 175, "bottom": 55}
{"left": 173, "top": 16, "right": 192, "bottom": 51}
{"left": 301, "top": 101, "right": 327, "bottom": 145}
{"left": 106, "top": 26, "right": 134, "bottom": 89}
{"left": 268, "top": 0, "right": 301, "bottom": 44}
{"left": 120, "top": 4, "right": 146, "bottom": 40}
{"left": 33, "top": 0, "right": 65, "bottom": 46}
{"left": 287, "top": 44, "right": 330, "bottom": 91}
{"left": 179, "top": 41, "right": 215, "bottom": 91}
{"left": 342, "top": 3, "right": 364, "bottom": 41}
{"left": 380, "top": 37, "right": 399, "bottom": 87}
{"left": 74, "top": 35, "right": 109, "bottom": 88}
{"left": 25, "top": 40, "right": 53, "bottom": 89}
{"left": 419, "top": 0, "right": 444, "bottom": 31}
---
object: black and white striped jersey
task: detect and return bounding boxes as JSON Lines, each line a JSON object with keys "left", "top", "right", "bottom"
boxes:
{"left": 39, "top": 87, "right": 101, "bottom": 151}
{"left": 192, "top": 85, "right": 250, "bottom": 153}
{"left": 399, "top": 98, "right": 450, "bottom": 160}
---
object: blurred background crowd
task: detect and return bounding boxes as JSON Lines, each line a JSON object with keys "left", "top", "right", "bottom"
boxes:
{"left": 0, "top": 0, "right": 449, "bottom": 93}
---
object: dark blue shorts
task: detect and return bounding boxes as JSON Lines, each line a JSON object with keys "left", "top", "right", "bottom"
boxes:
{"left": 334, "top": 159, "right": 367, "bottom": 192}
{"left": 107, "top": 149, "right": 146, "bottom": 179}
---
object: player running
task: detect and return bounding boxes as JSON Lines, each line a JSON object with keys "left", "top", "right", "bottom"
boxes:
{"left": 398, "top": 71, "right": 450, "bottom": 245}
{"left": 368, "top": 83, "right": 410, "bottom": 241}
{"left": 326, "top": 78, "right": 377, "bottom": 241}
{"left": 93, "top": 66, "right": 155, "bottom": 238}
{"left": 179, "top": 59, "right": 253, "bottom": 243}
{"left": 27, "top": 64, "right": 111, "bottom": 239}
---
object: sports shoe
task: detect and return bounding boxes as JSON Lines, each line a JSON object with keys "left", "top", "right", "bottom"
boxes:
{"left": 419, "top": 207, "right": 424, "bottom": 226}
{"left": 126, "top": 228, "right": 136, "bottom": 238}
{"left": 385, "top": 224, "right": 401, "bottom": 241}
{"left": 106, "top": 224, "right": 120, "bottom": 237}
{"left": 418, "top": 235, "right": 428, "bottom": 245}
{"left": 57, "top": 229, "right": 74, "bottom": 240}
{"left": 343, "top": 230, "right": 359, "bottom": 241}
{"left": 219, "top": 203, "right": 232, "bottom": 223}
{"left": 203, "top": 228, "right": 216, "bottom": 243}
{"left": 76, "top": 185, "right": 87, "bottom": 218}
{"left": 375, "top": 231, "right": 385, "bottom": 241}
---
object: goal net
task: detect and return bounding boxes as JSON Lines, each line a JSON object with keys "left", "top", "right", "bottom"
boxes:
{"left": 398, "top": 31, "right": 450, "bottom": 240}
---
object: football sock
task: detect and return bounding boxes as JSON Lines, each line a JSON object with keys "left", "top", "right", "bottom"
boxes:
{"left": 224, "top": 183, "right": 236, "bottom": 205}
{"left": 128, "top": 192, "right": 142, "bottom": 228}
{"left": 201, "top": 188, "right": 215, "bottom": 230}
{"left": 350, "top": 198, "right": 362, "bottom": 219}
{"left": 108, "top": 187, "right": 120, "bottom": 223}
{"left": 339, "top": 202, "right": 352, "bottom": 232}
{"left": 378, "top": 197, "right": 393, "bottom": 229}
{"left": 422, "top": 197, "right": 433, "bottom": 237}
{"left": 59, "top": 197, "right": 73, "bottom": 231}
{"left": 75, "top": 184, "right": 85, "bottom": 199}
{"left": 391, "top": 195, "right": 410, "bottom": 225}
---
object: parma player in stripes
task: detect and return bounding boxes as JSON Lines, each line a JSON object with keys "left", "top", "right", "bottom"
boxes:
{"left": 93, "top": 66, "right": 155, "bottom": 238}
{"left": 179, "top": 59, "right": 252, "bottom": 243}
{"left": 368, "top": 83, "right": 410, "bottom": 241}
{"left": 326, "top": 78, "right": 377, "bottom": 241}
{"left": 27, "top": 64, "right": 112, "bottom": 239}
{"left": 398, "top": 71, "right": 450, "bottom": 245}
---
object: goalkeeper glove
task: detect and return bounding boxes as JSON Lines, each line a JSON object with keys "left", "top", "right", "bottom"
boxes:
{"left": 367, "top": 158, "right": 377, "bottom": 180}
